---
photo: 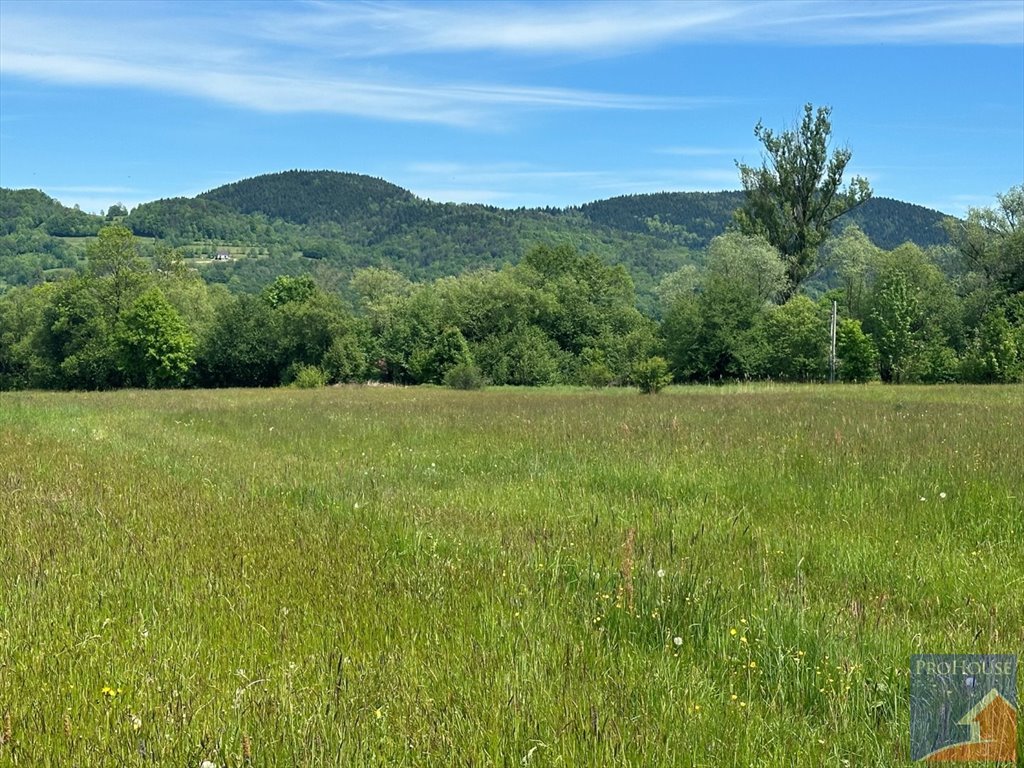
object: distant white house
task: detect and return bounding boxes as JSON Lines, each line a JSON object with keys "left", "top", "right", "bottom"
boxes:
{"left": 213, "top": 249, "right": 232, "bottom": 261}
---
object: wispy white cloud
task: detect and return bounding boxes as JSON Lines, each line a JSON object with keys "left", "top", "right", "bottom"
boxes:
{"left": 0, "top": 50, "right": 685, "bottom": 127}
{"left": 0, "top": 2, "right": 705, "bottom": 127}
{"left": 261, "top": 1, "right": 741, "bottom": 55}
{"left": 263, "top": 1, "right": 1024, "bottom": 52}
{"left": 4, "top": 1, "right": 1014, "bottom": 130}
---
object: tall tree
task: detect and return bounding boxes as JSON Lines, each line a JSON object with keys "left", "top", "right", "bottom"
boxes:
{"left": 114, "top": 287, "right": 196, "bottom": 388}
{"left": 661, "top": 233, "right": 786, "bottom": 380}
{"left": 86, "top": 224, "right": 149, "bottom": 316}
{"left": 735, "top": 103, "right": 872, "bottom": 296}
{"left": 946, "top": 185, "right": 1024, "bottom": 295}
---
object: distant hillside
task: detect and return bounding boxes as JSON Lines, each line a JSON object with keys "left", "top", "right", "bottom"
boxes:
{"left": 578, "top": 190, "right": 951, "bottom": 251}
{"left": 199, "top": 170, "right": 417, "bottom": 226}
{"left": 0, "top": 188, "right": 103, "bottom": 237}
{"left": 577, "top": 191, "right": 747, "bottom": 246}
{"left": 2, "top": 170, "right": 956, "bottom": 300}
{"left": 123, "top": 171, "right": 701, "bottom": 300}
{"left": 126, "top": 196, "right": 275, "bottom": 242}
{"left": 0, "top": 188, "right": 105, "bottom": 289}
{"left": 840, "top": 197, "right": 952, "bottom": 250}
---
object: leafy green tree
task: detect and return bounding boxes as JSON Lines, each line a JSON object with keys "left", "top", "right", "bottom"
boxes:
{"left": 322, "top": 333, "right": 369, "bottom": 383}
{"left": 959, "top": 307, "right": 1021, "bottom": 383}
{"left": 366, "top": 285, "right": 442, "bottom": 383}
{"left": 865, "top": 243, "right": 961, "bottom": 383}
{"left": 38, "top": 277, "right": 120, "bottom": 390}
{"left": 735, "top": 103, "right": 871, "bottom": 296}
{"left": 868, "top": 268, "right": 917, "bottom": 383}
{"left": 946, "top": 185, "right": 1023, "bottom": 294}
{"left": 433, "top": 268, "right": 546, "bottom": 341}
{"left": 824, "top": 224, "right": 882, "bottom": 321}
{"left": 261, "top": 274, "right": 318, "bottom": 308}
{"left": 660, "top": 293, "right": 703, "bottom": 381}
{"left": 577, "top": 348, "right": 614, "bottom": 387}
{"left": 114, "top": 287, "right": 196, "bottom": 388}
{"left": 105, "top": 203, "right": 128, "bottom": 220}
{"left": 654, "top": 265, "right": 700, "bottom": 315}
{"left": 0, "top": 284, "right": 56, "bottom": 389}
{"left": 422, "top": 326, "right": 473, "bottom": 384}
{"left": 350, "top": 267, "right": 412, "bottom": 312}
{"left": 517, "top": 243, "right": 640, "bottom": 356}
{"left": 476, "top": 324, "right": 562, "bottom": 386}
{"left": 738, "top": 296, "right": 829, "bottom": 381}
{"left": 835, "top": 318, "right": 879, "bottom": 382}
{"left": 198, "top": 294, "right": 282, "bottom": 387}
{"left": 664, "top": 233, "right": 786, "bottom": 380}
{"left": 86, "top": 224, "right": 149, "bottom": 315}
{"left": 275, "top": 290, "right": 352, "bottom": 370}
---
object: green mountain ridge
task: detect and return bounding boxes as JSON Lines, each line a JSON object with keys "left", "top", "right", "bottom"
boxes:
{"left": 2, "top": 170, "right": 955, "bottom": 300}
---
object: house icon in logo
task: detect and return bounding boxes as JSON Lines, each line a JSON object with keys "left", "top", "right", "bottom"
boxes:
{"left": 921, "top": 688, "right": 1017, "bottom": 763}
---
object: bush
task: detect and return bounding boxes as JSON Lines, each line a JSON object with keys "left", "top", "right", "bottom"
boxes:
{"left": 633, "top": 356, "right": 672, "bottom": 394}
{"left": 476, "top": 325, "right": 562, "bottom": 386}
{"left": 443, "top": 362, "right": 486, "bottom": 390}
{"left": 322, "top": 333, "right": 367, "bottom": 383}
{"left": 290, "top": 364, "right": 327, "bottom": 389}
{"left": 581, "top": 362, "right": 614, "bottom": 388}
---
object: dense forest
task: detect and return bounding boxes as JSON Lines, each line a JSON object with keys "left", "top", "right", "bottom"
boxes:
{"left": 2, "top": 118, "right": 1021, "bottom": 391}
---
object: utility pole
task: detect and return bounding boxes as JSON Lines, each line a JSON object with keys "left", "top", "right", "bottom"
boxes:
{"left": 829, "top": 300, "right": 838, "bottom": 384}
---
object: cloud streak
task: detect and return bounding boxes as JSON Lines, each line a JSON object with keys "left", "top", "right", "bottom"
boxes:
{"left": 267, "top": 1, "right": 1023, "bottom": 53}
{"left": 2, "top": 49, "right": 687, "bottom": 126}
{"left": 4, "top": 1, "right": 1015, "bottom": 128}
{"left": 0, "top": 3, "right": 707, "bottom": 127}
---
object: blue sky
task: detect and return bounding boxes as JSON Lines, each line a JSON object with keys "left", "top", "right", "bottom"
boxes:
{"left": 1, "top": 0, "right": 1021, "bottom": 217}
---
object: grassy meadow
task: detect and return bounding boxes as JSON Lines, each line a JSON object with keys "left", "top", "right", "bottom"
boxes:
{"left": 0, "top": 384, "right": 1021, "bottom": 766}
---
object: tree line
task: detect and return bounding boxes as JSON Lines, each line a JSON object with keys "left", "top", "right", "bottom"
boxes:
{"left": 0, "top": 203, "right": 1020, "bottom": 392}
{"left": 1, "top": 104, "right": 1021, "bottom": 391}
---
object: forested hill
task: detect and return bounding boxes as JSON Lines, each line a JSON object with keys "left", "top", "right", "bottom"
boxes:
{"left": 3, "top": 170, "right": 954, "bottom": 297}
{"left": 198, "top": 170, "right": 417, "bottom": 226}
{"left": 0, "top": 188, "right": 103, "bottom": 237}
{"left": 194, "top": 171, "right": 953, "bottom": 251}
{"left": 839, "top": 197, "right": 952, "bottom": 250}
{"left": 578, "top": 191, "right": 950, "bottom": 251}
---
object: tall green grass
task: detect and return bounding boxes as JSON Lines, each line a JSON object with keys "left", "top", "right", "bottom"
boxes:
{"left": 1, "top": 384, "right": 1021, "bottom": 766}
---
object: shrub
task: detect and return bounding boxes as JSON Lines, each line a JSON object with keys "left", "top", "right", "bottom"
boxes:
{"left": 290, "top": 364, "right": 327, "bottom": 389}
{"left": 581, "top": 362, "right": 614, "bottom": 388}
{"left": 322, "top": 333, "right": 367, "bottom": 383}
{"left": 633, "top": 356, "right": 672, "bottom": 394}
{"left": 443, "top": 362, "right": 486, "bottom": 390}
{"left": 476, "top": 325, "right": 562, "bottom": 386}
